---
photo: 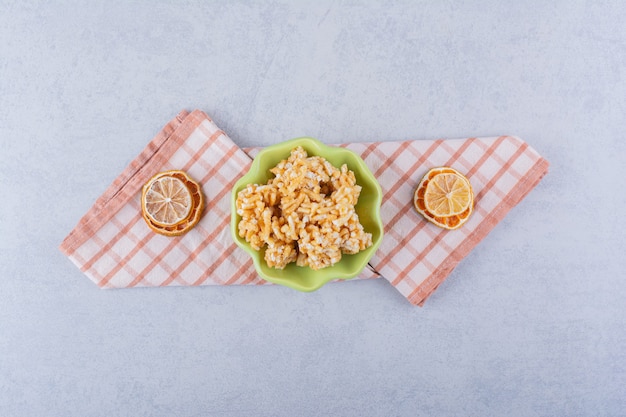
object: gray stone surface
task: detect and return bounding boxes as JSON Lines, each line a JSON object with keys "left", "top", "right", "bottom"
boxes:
{"left": 1, "top": 1, "right": 624, "bottom": 416}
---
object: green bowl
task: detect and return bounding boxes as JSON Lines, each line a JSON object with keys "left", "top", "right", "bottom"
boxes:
{"left": 230, "top": 137, "right": 384, "bottom": 292}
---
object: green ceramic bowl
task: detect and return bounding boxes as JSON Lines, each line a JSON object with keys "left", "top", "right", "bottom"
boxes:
{"left": 230, "top": 137, "right": 383, "bottom": 292}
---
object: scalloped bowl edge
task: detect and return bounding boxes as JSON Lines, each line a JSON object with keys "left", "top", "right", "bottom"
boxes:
{"left": 230, "top": 137, "right": 383, "bottom": 292}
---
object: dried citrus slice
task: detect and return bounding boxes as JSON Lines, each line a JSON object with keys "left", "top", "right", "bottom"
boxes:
{"left": 424, "top": 169, "right": 473, "bottom": 217}
{"left": 144, "top": 176, "right": 191, "bottom": 226}
{"left": 141, "top": 170, "right": 204, "bottom": 236}
{"left": 414, "top": 167, "right": 474, "bottom": 230}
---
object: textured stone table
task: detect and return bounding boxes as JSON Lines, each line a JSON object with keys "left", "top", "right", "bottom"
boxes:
{"left": 1, "top": 1, "right": 624, "bottom": 416}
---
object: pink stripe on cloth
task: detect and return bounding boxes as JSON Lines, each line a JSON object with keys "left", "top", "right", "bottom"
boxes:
{"left": 60, "top": 109, "right": 548, "bottom": 306}
{"left": 340, "top": 137, "right": 548, "bottom": 305}
{"left": 60, "top": 110, "right": 204, "bottom": 255}
{"left": 409, "top": 156, "right": 549, "bottom": 306}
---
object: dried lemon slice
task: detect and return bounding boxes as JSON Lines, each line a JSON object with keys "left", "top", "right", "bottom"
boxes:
{"left": 141, "top": 170, "right": 204, "bottom": 236}
{"left": 144, "top": 176, "right": 192, "bottom": 226}
{"left": 414, "top": 167, "right": 474, "bottom": 230}
{"left": 424, "top": 169, "right": 473, "bottom": 217}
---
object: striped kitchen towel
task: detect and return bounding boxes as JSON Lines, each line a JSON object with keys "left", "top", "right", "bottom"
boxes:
{"left": 60, "top": 110, "right": 548, "bottom": 305}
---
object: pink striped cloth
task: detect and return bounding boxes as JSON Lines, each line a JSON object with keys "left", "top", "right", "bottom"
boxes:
{"left": 60, "top": 110, "right": 548, "bottom": 305}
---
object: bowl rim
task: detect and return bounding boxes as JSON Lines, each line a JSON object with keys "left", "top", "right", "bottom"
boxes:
{"left": 230, "top": 137, "right": 383, "bottom": 292}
